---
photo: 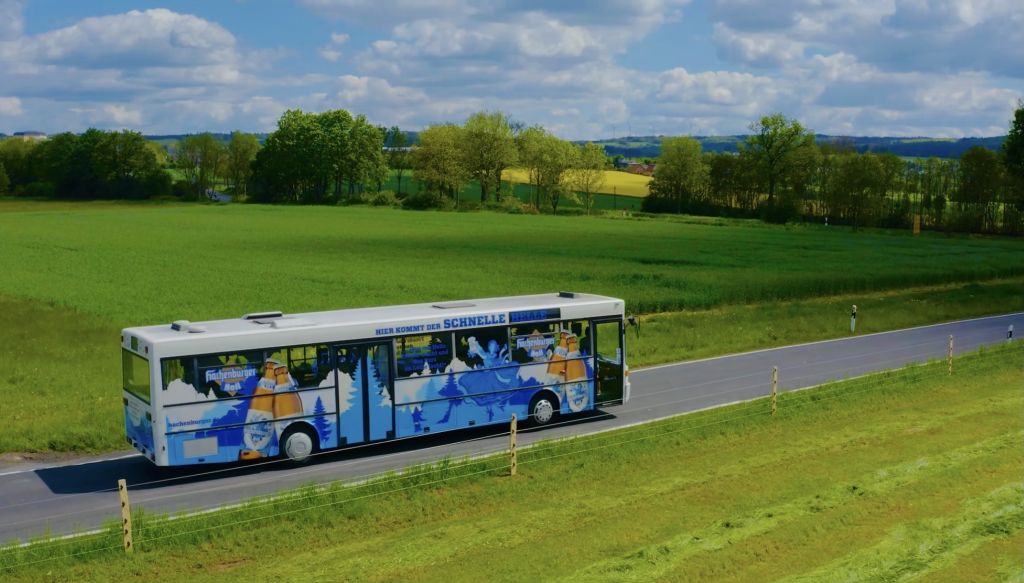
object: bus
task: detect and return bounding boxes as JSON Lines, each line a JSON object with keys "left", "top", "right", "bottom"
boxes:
{"left": 121, "top": 292, "right": 630, "bottom": 466}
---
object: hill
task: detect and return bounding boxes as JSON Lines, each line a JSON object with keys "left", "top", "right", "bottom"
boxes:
{"left": 594, "top": 134, "right": 1007, "bottom": 159}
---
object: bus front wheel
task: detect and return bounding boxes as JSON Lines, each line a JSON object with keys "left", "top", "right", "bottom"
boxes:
{"left": 280, "top": 425, "right": 318, "bottom": 465}
{"left": 529, "top": 393, "right": 559, "bottom": 426}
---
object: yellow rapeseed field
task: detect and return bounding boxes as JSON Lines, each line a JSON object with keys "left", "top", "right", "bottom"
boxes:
{"left": 502, "top": 168, "right": 651, "bottom": 197}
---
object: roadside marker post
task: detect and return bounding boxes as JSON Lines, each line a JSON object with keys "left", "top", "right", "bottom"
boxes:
{"left": 509, "top": 415, "right": 517, "bottom": 477}
{"left": 771, "top": 366, "right": 778, "bottom": 416}
{"left": 948, "top": 335, "right": 954, "bottom": 375}
{"left": 850, "top": 305, "right": 857, "bottom": 334}
{"left": 118, "top": 478, "right": 133, "bottom": 553}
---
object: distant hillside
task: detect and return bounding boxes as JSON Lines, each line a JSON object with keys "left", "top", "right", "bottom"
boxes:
{"left": 594, "top": 134, "right": 1007, "bottom": 159}
{"left": 146, "top": 131, "right": 420, "bottom": 150}
{"left": 140, "top": 131, "right": 1003, "bottom": 160}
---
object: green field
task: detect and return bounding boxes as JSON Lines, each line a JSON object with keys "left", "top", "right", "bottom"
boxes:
{"left": 3, "top": 345, "right": 1021, "bottom": 581}
{"left": 0, "top": 200, "right": 1022, "bottom": 454}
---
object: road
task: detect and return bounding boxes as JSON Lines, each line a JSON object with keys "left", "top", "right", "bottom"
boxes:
{"left": 0, "top": 312, "right": 1020, "bottom": 544}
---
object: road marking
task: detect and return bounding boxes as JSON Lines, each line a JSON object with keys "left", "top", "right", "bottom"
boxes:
{"left": 626, "top": 309, "right": 1019, "bottom": 372}
{"left": 0, "top": 453, "right": 141, "bottom": 478}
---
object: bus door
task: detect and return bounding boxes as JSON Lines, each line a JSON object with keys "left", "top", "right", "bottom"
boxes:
{"left": 593, "top": 319, "right": 624, "bottom": 404}
{"left": 335, "top": 342, "right": 395, "bottom": 444}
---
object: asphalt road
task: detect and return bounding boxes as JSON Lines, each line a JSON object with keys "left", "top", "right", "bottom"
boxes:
{"left": 1, "top": 312, "right": 1020, "bottom": 544}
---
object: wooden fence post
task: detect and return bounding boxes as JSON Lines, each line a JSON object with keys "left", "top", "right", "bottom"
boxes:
{"left": 771, "top": 366, "right": 778, "bottom": 416}
{"left": 118, "top": 478, "right": 133, "bottom": 553}
{"left": 948, "top": 335, "right": 954, "bottom": 375}
{"left": 509, "top": 414, "right": 517, "bottom": 477}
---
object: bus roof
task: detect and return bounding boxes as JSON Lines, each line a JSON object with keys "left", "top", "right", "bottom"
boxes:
{"left": 123, "top": 292, "right": 625, "bottom": 355}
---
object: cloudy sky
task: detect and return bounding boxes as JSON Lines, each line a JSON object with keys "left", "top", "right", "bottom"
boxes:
{"left": 0, "top": 0, "right": 1020, "bottom": 139}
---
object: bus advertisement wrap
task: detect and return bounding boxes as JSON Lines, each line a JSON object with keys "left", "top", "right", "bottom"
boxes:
{"left": 394, "top": 327, "right": 593, "bottom": 437}
{"left": 162, "top": 359, "right": 338, "bottom": 464}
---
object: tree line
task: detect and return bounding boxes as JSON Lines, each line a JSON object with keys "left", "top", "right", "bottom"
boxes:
{"left": 0, "top": 128, "right": 262, "bottom": 201}
{"left": 1, "top": 104, "right": 1021, "bottom": 236}
{"left": 644, "top": 108, "right": 1024, "bottom": 235}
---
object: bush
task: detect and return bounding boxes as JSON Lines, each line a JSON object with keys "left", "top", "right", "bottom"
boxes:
{"left": 401, "top": 191, "right": 455, "bottom": 211}
{"left": 368, "top": 190, "right": 398, "bottom": 206}
{"left": 171, "top": 179, "right": 193, "bottom": 199}
{"left": 758, "top": 197, "right": 799, "bottom": 224}
{"left": 16, "top": 181, "right": 56, "bottom": 199}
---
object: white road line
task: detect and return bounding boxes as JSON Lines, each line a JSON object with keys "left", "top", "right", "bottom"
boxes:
{"left": 632, "top": 311, "right": 1023, "bottom": 374}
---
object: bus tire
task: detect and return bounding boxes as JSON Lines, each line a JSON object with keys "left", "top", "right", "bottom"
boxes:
{"left": 529, "top": 392, "right": 559, "bottom": 426}
{"left": 280, "top": 424, "right": 318, "bottom": 465}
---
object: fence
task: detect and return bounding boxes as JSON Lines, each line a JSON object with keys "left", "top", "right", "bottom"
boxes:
{"left": 0, "top": 339, "right": 1019, "bottom": 571}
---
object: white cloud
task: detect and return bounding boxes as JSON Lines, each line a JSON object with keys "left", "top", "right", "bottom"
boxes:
{"left": 0, "top": 96, "right": 23, "bottom": 116}
{"left": 21, "top": 9, "right": 238, "bottom": 69}
{"left": 712, "top": 23, "right": 805, "bottom": 68}
{"left": 320, "top": 47, "right": 343, "bottom": 62}
{"left": 0, "top": 0, "right": 23, "bottom": 41}
{"left": 102, "top": 104, "right": 142, "bottom": 125}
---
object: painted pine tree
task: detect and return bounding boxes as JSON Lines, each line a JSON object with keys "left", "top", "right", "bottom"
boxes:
{"left": 313, "top": 396, "right": 331, "bottom": 441}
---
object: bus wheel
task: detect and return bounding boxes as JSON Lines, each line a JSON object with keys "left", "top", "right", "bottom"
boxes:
{"left": 280, "top": 425, "right": 317, "bottom": 465}
{"left": 529, "top": 393, "right": 558, "bottom": 426}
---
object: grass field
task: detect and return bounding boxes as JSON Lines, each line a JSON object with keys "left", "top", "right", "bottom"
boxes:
{"left": 3, "top": 344, "right": 1020, "bottom": 581}
{"left": 0, "top": 200, "right": 1022, "bottom": 454}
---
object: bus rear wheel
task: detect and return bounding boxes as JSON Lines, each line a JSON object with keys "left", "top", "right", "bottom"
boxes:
{"left": 529, "top": 393, "right": 558, "bottom": 426}
{"left": 280, "top": 425, "right": 318, "bottom": 465}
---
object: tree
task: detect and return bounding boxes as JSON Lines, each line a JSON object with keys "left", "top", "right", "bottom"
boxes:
{"left": 93, "top": 130, "right": 168, "bottom": 199}
{"left": 0, "top": 137, "right": 40, "bottom": 190}
{"left": 385, "top": 126, "right": 410, "bottom": 195}
{"left": 648, "top": 137, "right": 708, "bottom": 213}
{"left": 174, "top": 133, "right": 225, "bottom": 199}
{"left": 568, "top": 142, "right": 607, "bottom": 214}
{"left": 957, "top": 146, "right": 1001, "bottom": 204}
{"left": 460, "top": 111, "right": 517, "bottom": 202}
{"left": 225, "top": 131, "right": 260, "bottom": 199}
{"left": 957, "top": 146, "right": 1002, "bottom": 232}
{"left": 743, "top": 113, "right": 816, "bottom": 201}
{"left": 0, "top": 161, "right": 8, "bottom": 195}
{"left": 516, "top": 127, "right": 576, "bottom": 213}
{"left": 1002, "top": 101, "right": 1024, "bottom": 206}
{"left": 412, "top": 124, "right": 468, "bottom": 202}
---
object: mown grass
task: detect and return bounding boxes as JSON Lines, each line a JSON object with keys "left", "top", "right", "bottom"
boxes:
{"left": 0, "top": 200, "right": 1022, "bottom": 454}
{"left": 2, "top": 344, "right": 1020, "bottom": 581}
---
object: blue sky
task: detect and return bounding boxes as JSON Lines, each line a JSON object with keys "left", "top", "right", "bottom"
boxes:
{"left": 0, "top": 0, "right": 1020, "bottom": 139}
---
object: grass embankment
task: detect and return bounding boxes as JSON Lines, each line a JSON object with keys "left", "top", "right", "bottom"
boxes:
{"left": 3, "top": 345, "right": 1021, "bottom": 581}
{"left": 0, "top": 201, "right": 1021, "bottom": 454}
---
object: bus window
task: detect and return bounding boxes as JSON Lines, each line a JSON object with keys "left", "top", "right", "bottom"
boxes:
{"left": 396, "top": 334, "right": 453, "bottom": 377}
{"left": 162, "top": 357, "right": 197, "bottom": 390}
{"left": 196, "top": 351, "right": 263, "bottom": 400}
{"left": 122, "top": 349, "right": 150, "bottom": 403}
{"left": 267, "top": 344, "right": 332, "bottom": 388}
{"left": 595, "top": 322, "right": 621, "bottom": 364}
{"left": 562, "top": 320, "right": 592, "bottom": 357}
{"left": 510, "top": 323, "right": 556, "bottom": 363}
{"left": 456, "top": 327, "right": 510, "bottom": 369}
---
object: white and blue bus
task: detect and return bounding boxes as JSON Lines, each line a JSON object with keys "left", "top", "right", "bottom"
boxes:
{"left": 121, "top": 292, "right": 630, "bottom": 466}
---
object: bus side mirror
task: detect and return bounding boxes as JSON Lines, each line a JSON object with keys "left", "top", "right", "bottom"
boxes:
{"left": 627, "top": 315, "right": 640, "bottom": 338}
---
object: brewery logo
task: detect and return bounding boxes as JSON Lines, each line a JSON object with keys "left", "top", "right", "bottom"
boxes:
{"left": 205, "top": 365, "right": 258, "bottom": 396}
{"left": 565, "top": 381, "right": 589, "bottom": 412}
{"left": 244, "top": 415, "right": 273, "bottom": 450}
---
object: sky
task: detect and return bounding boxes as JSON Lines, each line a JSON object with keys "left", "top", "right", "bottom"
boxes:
{"left": 0, "top": 0, "right": 1021, "bottom": 139}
